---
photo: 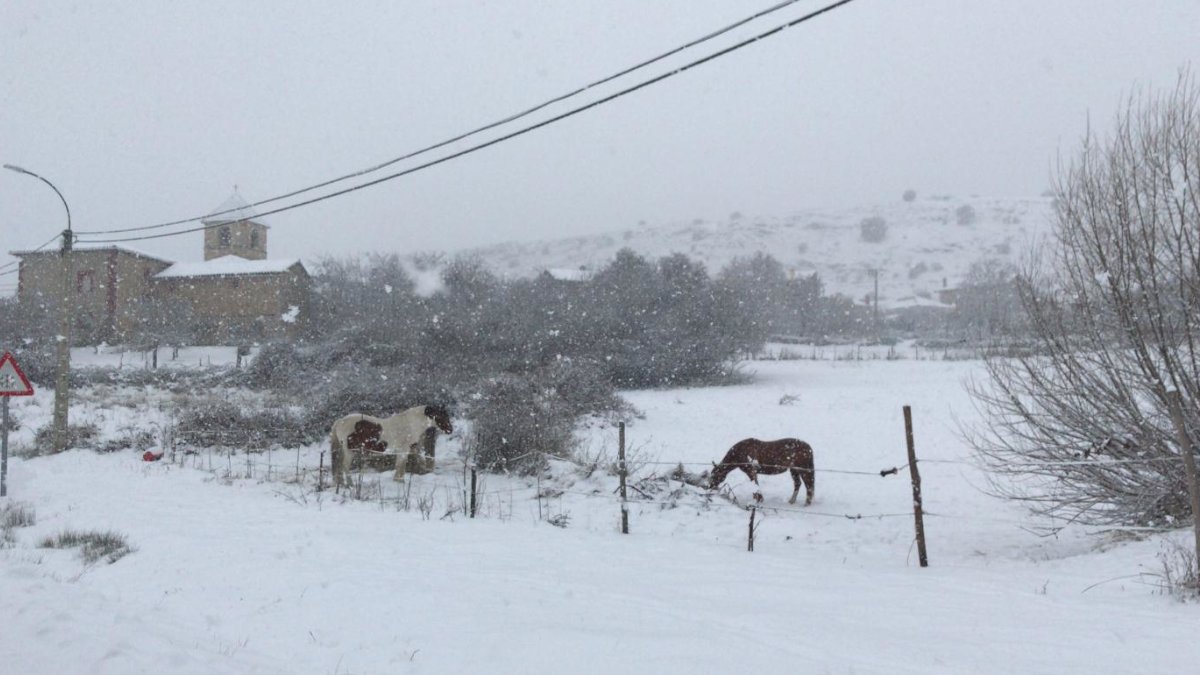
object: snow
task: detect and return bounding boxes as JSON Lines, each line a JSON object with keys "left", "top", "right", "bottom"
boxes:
{"left": 2, "top": 354, "right": 1198, "bottom": 674}
{"left": 203, "top": 191, "right": 264, "bottom": 226}
{"left": 155, "top": 255, "right": 300, "bottom": 279}
{"left": 69, "top": 345, "right": 251, "bottom": 370}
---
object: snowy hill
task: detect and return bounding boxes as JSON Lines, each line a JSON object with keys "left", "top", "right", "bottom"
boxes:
{"left": 464, "top": 195, "right": 1055, "bottom": 309}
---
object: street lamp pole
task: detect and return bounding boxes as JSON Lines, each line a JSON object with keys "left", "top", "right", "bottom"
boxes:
{"left": 4, "top": 164, "right": 73, "bottom": 453}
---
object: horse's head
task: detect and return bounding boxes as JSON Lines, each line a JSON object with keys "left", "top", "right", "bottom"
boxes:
{"left": 707, "top": 461, "right": 730, "bottom": 490}
{"left": 425, "top": 404, "right": 454, "bottom": 434}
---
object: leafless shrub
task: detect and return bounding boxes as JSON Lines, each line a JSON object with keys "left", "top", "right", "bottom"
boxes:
{"left": 968, "top": 72, "right": 1200, "bottom": 528}
{"left": 1156, "top": 540, "right": 1199, "bottom": 600}
{"left": 1, "top": 501, "right": 36, "bottom": 529}
{"left": 1, "top": 501, "right": 36, "bottom": 548}
{"left": 416, "top": 491, "right": 435, "bottom": 520}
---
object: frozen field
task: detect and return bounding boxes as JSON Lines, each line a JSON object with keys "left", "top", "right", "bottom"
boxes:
{"left": 1, "top": 355, "right": 1197, "bottom": 674}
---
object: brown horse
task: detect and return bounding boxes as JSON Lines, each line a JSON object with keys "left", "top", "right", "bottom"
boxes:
{"left": 708, "top": 438, "right": 814, "bottom": 505}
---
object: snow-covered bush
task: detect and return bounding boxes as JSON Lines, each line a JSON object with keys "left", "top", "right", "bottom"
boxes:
{"left": 955, "top": 204, "right": 977, "bottom": 225}
{"left": 859, "top": 216, "right": 887, "bottom": 242}
{"left": 32, "top": 422, "right": 99, "bottom": 454}
{"left": 96, "top": 429, "right": 156, "bottom": 454}
{"left": 467, "top": 361, "right": 627, "bottom": 474}
{"left": 467, "top": 373, "right": 576, "bottom": 475}
{"left": 902, "top": 189, "right": 917, "bottom": 202}
{"left": 174, "top": 398, "right": 307, "bottom": 449}
{"left": 244, "top": 341, "right": 309, "bottom": 389}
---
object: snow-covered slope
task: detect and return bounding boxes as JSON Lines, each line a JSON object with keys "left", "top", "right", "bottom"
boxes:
{"left": 465, "top": 195, "right": 1055, "bottom": 308}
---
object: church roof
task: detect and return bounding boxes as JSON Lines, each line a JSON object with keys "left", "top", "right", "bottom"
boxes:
{"left": 155, "top": 255, "right": 304, "bottom": 279}
{"left": 202, "top": 189, "right": 269, "bottom": 226}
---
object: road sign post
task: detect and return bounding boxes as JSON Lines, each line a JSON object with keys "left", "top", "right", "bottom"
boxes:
{"left": 0, "top": 352, "right": 36, "bottom": 497}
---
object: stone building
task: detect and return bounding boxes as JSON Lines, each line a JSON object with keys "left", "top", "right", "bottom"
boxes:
{"left": 11, "top": 191, "right": 310, "bottom": 345}
{"left": 153, "top": 256, "right": 309, "bottom": 344}
{"left": 9, "top": 246, "right": 172, "bottom": 343}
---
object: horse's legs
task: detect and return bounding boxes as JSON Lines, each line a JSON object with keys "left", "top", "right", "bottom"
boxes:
{"left": 331, "top": 447, "right": 343, "bottom": 492}
{"left": 788, "top": 467, "right": 815, "bottom": 505}
{"left": 742, "top": 465, "right": 759, "bottom": 485}
{"left": 392, "top": 448, "right": 410, "bottom": 482}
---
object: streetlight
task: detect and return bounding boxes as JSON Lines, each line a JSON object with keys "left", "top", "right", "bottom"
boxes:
{"left": 4, "top": 164, "right": 73, "bottom": 453}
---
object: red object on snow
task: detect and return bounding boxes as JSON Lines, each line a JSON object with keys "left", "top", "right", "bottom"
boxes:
{"left": 143, "top": 451, "right": 164, "bottom": 462}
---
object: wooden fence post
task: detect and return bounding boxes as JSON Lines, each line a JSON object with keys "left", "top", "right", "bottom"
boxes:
{"left": 1166, "top": 390, "right": 1200, "bottom": 578}
{"left": 619, "top": 422, "right": 629, "bottom": 534}
{"left": 747, "top": 505, "right": 757, "bottom": 552}
{"left": 318, "top": 451, "right": 325, "bottom": 492}
{"left": 903, "top": 405, "right": 929, "bottom": 567}
{"left": 470, "top": 467, "right": 478, "bottom": 518}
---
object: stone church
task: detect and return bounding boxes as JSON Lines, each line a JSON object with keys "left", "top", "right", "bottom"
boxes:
{"left": 11, "top": 191, "right": 310, "bottom": 345}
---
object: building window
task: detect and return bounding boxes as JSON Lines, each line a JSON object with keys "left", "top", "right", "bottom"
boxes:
{"left": 219, "top": 226, "right": 232, "bottom": 247}
{"left": 250, "top": 229, "right": 260, "bottom": 249}
{"left": 76, "top": 270, "right": 95, "bottom": 294}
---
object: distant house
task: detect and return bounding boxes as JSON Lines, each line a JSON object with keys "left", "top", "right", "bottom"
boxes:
{"left": 539, "top": 267, "right": 594, "bottom": 283}
{"left": 10, "top": 246, "right": 172, "bottom": 342}
{"left": 11, "top": 190, "right": 309, "bottom": 345}
{"left": 154, "top": 255, "right": 309, "bottom": 343}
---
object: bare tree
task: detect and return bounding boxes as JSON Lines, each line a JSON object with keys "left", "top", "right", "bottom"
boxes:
{"left": 949, "top": 258, "right": 1026, "bottom": 341}
{"left": 968, "top": 73, "right": 1200, "bottom": 528}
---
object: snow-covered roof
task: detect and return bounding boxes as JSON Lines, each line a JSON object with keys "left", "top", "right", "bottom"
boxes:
{"left": 202, "top": 190, "right": 267, "bottom": 226}
{"left": 8, "top": 245, "right": 172, "bottom": 265}
{"left": 155, "top": 255, "right": 303, "bottom": 279}
{"left": 542, "top": 267, "right": 593, "bottom": 282}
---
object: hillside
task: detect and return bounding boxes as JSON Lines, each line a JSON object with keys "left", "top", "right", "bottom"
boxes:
{"left": 466, "top": 195, "right": 1055, "bottom": 309}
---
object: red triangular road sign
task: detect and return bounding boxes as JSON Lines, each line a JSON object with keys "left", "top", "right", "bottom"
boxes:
{"left": 0, "top": 352, "right": 34, "bottom": 396}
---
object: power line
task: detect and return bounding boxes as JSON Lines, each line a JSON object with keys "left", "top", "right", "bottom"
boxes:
{"left": 74, "top": 0, "right": 819, "bottom": 237}
{"left": 0, "top": 232, "right": 62, "bottom": 274}
{"left": 76, "top": 0, "right": 859, "bottom": 245}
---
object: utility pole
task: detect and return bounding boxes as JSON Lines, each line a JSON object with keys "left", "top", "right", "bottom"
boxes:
{"left": 4, "top": 164, "right": 72, "bottom": 452}
{"left": 54, "top": 226, "right": 73, "bottom": 452}
{"left": 869, "top": 268, "right": 880, "bottom": 341}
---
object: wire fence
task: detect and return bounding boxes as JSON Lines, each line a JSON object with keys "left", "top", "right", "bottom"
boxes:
{"left": 151, "top": 420, "right": 1194, "bottom": 552}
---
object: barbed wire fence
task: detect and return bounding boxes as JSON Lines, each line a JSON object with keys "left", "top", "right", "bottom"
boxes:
{"left": 153, "top": 409, "right": 1193, "bottom": 559}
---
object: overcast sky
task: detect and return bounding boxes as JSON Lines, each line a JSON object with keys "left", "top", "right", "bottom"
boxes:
{"left": 1, "top": 0, "right": 1197, "bottom": 284}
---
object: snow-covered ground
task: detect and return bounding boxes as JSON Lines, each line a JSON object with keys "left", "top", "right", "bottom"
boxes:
{"left": 2, "top": 355, "right": 1197, "bottom": 674}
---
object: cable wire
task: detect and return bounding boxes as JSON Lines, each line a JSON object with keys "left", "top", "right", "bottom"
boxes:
{"left": 74, "top": 0, "right": 821, "bottom": 236}
{"left": 76, "top": 0, "right": 859, "bottom": 244}
{"left": 0, "top": 232, "right": 63, "bottom": 274}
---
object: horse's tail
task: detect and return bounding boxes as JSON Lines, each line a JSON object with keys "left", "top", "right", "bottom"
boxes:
{"left": 800, "top": 441, "right": 815, "bottom": 504}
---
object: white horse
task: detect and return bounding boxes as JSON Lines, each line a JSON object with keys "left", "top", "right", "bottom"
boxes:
{"left": 329, "top": 405, "right": 453, "bottom": 490}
